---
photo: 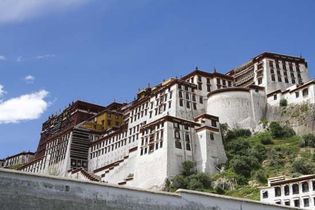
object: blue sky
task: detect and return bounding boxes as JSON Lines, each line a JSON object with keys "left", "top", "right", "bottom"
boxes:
{"left": 0, "top": 0, "right": 314, "bottom": 158}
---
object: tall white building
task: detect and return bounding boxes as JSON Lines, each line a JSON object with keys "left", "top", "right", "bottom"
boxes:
{"left": 16, "top": 52, "right": 315, "bottom": 190}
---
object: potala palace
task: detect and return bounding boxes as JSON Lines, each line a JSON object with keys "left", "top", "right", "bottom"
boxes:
{"left": 2, "top": 52, "right": 314, "bottom": 191}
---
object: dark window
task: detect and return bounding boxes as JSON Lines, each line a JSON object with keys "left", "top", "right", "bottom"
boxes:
{"left": 179, "top": 91, "right": 183, "bottom": 98}
{"left": 304, "top": 198, "right": 309, "bottom": 207}
{"left": 175, "top": 140, "right": 182, "bottom": 149}
{"left": 274, "top": 95, "right": 277, "bottom": 100}
{"left": 292, "top": 184, "right": 299, "bottom": 194}
{"left": 275, "top": 187, "right": 281, "bottom": 197}
{"left": 186, "top": 143, "right": 191, "bottom": 151}
{"left": 278, "top": 76, "right": 282, "bottom": 82}
{"left": 198, "top": 76, "right": 202, "bottom": 82}
{"left": 193, "top": 103, "right": 197, "bottom": 110}
{"left": 211, "top": 120, "right": 217, "bottom": 127}
{"left": 302, "top": 182, "right": 309, "bottom": 192}
{"left": 210, "top": 133, "right": 214, "bottom": 140}
{"left": 282, "top": 61, "right": 287, "bottom": 70}
{"left": 284, "top": 201, "right": 290, "bottom": 206}
{"left": 179, "top": 99, "right": 183, "bottom": 107}
{"left": 199, "top": 96, "right": 203, "bottom": 104}
{"left": 207, "top": 84, "right": 211, "bottom": 92}
{"left": 186, "top": 92, "right": 189, "bottom": 100}
{"left": 312, "top": 181, "right": 315, "bottom": 191}
{"left": 198, "top": 83, "right": 202, "bottom": 90}
{"left": 284, "top": 185, "right": 289, "bottom": 196}
{"left": 271, "top": 75, "right": 275, "bottom": 81}
{"left": 186, "top": 101, "right": 190, "bottom": 109}
{"left": 262, "top": 191, "right": 268, "bottom": 198}
{"left": 294, "top": 199, "right": 300, "bottom": 207}
{"left": 174, "top": 130, "right": 180, "bottom": 139}
{"left": 303, "top": 88, "right": 309, "bottom": 97}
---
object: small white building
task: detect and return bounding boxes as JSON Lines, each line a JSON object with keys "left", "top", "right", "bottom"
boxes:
{"left": 3, "top": 152, "right": 34, "bottom": 169}
{"left": 260, "top": 175, "right": 315, "bottom": 209}
{"left": 267, "top": 80, "right": 315, "bottom": 106}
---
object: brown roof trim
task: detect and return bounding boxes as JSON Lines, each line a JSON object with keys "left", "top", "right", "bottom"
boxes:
{"left": 266, "top": 80, "right": 315, "bottom": 97}
{"left": 207, "top": 87, "right": 250, "bottom": 97}
{"left": 270, "top": 175, "right": 315, "bottom": 187}
{"left": 93, "top": 159, "right": 125, "bottom": 173}
{"left": 129, "top": 146, "right": 138, "bottom": 153}
{"left": 195, "top": 126, "right": 220, "bottom": 132}
{"left": 70, "top": 167, "right": 100, "bottom": 181}
{"left": 194, "top": 114, "right": 219, "bottom": 121}
{"left": 248, "top": 85, "right": 265, "bottom": 91}
{"left": 140, "top": 115, "right": 200, "bottom": 131}
{"left": 289, "top": 80, "right": 315, "bottom": 93}
{"left": 129, "top": 79, "right": 197, "bottom": 111}
{"left": 226, "top": 52, "right": 307, "bottom": 76}
{"left": 5, "top": 151, "right": 35, "bottom": 160}
{"left": 181, "top": 70, "right": 233, "bottom": 81}
{"left": 253, "top": 52, "right": 306, "bottom": 63}
{"left": 266, "top": 89, "right": 282, "bottom": 97}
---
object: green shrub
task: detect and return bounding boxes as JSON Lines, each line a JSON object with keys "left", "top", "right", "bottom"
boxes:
{"left": 280, "top": 99, "right": 288, "bottom": 107}
{"left": 301, "top": 134, "right": 315, "bottom": 148}
{"left": 250, "top": 144, "right": 267, "bottom": 162}
{"left": 181, "top": 161, "right": 195, "bottom": 176}
{"left": 188, "top": 173, "right": 212, "bottom": 190}
{"left": 225, "top": 129, "right": 251, "bottom": 143}
{"left": 257, "top": 132, "right": 273, "bottom": 145}
{"left": 230, "top": 155, "right": 260, "bottom": 178}
{"left": 254, "top": 169, "right": 268, "bottom": 184}
{"left": 226, "top": 138, "right": 251, "bottom": 158}
{"left": 171, "top": 175, "right": 188, "bottom": 189}
{"left": 268, "top": 122, "right": 295, "bottom": 138}
{"left": 292, "top": 158, "right": 315, "bottom": 175}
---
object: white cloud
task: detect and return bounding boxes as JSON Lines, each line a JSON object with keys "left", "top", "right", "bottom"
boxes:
{"left": 16, "top": 56, "right": 23, "bottom": 62}
{"left": 0, "top": 55, "right": 6, "bottom": 61}
{"left": 24, "top": 75, "right": 35, "bottom": 84}
{"left": 0, "top": 0, "right": 90, "bottom": 24}
{"left": 0, "top": 84, "right": 6, "bottom": 97}
{"left": 0, "top": 90, "right": 49, "bottom": 124}
{"left": 35, "top": 54, "right": 56, "bottom": 60}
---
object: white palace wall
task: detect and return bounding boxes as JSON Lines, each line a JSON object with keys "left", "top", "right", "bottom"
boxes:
{"left": 207, "top": 88, "right": 266, "bottom": 130}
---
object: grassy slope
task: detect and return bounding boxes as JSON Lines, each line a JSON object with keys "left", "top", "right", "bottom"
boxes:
{"left": 224, "top": 135, "right": 311, "bottom": 201}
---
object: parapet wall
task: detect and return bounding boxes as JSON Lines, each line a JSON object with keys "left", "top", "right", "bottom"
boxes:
{"left": 0, "top": 169, "right": 295, "bottom": 210}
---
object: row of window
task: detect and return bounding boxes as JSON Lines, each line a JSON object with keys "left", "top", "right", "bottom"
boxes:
{"left": 273, "top": 87, "right": 309, "bottom": 101}
{"left": 269, "top": 60, "right": 301, "bottom": 73}
{"left": 92, "top": 131, "right": 128, "bottom": 152}
{"left": 140, "top": 124, "right": 164, "bottom": 156}
{"left": 274, "top": 197, "right": 314, "bottom": 208}
{"left": 90, "top": 138, "right": 128, "bottom": 159}
{"left": 263, "top": 180, "right": 315, "bottom": 199}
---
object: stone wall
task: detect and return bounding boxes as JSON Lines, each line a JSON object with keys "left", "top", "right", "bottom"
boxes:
{"left": 0, "top": 168, "right": 296, "bottom": 210}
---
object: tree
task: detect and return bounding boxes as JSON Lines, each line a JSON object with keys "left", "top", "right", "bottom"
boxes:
{"left": 268, "top": 122, "right": 295, "bottom": 138}
{"left": 292, "top": 158, "right": 315, "bottom": 175}
{"left": 301, "top": 134, "right": 315, "bottom": 148}
{"left": 230, "top": 155, "right": 259, "bottom": 178}
{"left": 280, "top": 99, "right": 288, "bottom": 107}
{"left": 181, "top": 161, "right": 195, "bottom": 176}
